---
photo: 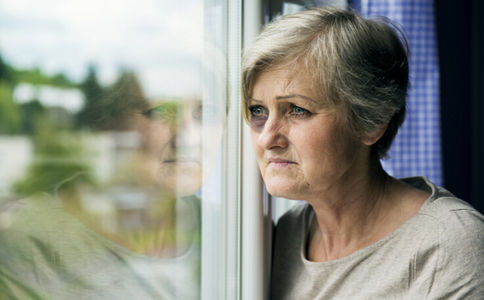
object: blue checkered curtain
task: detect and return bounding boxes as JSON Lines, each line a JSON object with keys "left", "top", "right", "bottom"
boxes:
{"left": 358, "top": 0, "right": 443, "bottom": 186}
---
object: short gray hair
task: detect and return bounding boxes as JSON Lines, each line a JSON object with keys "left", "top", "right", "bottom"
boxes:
{"left": 241, "top": 6, "right": 410, "bottom": 159}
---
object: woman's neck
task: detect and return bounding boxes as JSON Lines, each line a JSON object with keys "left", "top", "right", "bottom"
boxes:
{"left": 305, "top": 163, "right": 428, "bottom": 262}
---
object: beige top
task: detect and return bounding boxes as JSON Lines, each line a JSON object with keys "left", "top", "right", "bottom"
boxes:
{"left": 271, "top": 176, "right": 484, "bottom": 300}
{"left": 0, "top": 193, "right": 201, "bottom": 300}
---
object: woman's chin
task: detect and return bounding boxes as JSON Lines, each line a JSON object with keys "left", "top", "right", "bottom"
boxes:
{"left": 265, "top": 179, "right": 307, "bottom": 200}
{"left": 155, "top": 175, "right": 202, "bottom": 197}
{"left": 154, "top": 164, "right": 202, "bottom": 196}
{"left": 158, "top": 181, "right": 201, "bottom": 197}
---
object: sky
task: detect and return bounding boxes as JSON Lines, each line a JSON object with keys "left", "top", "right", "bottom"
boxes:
{"left": 0, "top": 0, "right": 220, "bottom": 110}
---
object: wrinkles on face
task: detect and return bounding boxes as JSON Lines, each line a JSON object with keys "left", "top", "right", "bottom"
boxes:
{"left": 257, "top": 114, "right": 290, "bottom": 150}
{"left": 249, "top": 64, "right": 368, "bottom": 201}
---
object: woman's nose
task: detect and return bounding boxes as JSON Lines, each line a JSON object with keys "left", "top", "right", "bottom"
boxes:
{"left": 171, "top": 115, "right": 201, "bottom": 148}
{"left": 257, "top": 116, "right": 288, "bottom": 150}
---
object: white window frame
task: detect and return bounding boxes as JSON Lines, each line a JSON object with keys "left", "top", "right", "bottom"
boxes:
{"left": 240, "top": 1, "right": 273, "bottom": 299}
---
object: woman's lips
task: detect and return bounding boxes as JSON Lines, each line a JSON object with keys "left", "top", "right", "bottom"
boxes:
{"left": 268, "top": 158, "right": 296, "bottom": 167}
{"left": 163, "top": 158, "right": 199, "bottom": 164}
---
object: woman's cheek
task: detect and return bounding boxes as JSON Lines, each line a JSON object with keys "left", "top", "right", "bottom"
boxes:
{"left": 250, "top": 117, "right": 267, "bottom": 132}
{"left": 144, "top": 122, "right": 173, "bottom": 153}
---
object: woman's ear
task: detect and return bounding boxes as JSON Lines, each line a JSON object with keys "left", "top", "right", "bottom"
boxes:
{"left": 362, "top": 123, "right": 388, "bottom": 146}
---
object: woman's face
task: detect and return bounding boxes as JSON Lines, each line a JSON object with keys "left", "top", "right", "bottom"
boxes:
{"left": 249, "top": 65, "right": 370, "bottom": 200}
{"left": 135, "top": 98, "right": 224, "bottom": 196}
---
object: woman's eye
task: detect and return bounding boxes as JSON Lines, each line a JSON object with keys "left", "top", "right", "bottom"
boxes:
{"left": 291, "top": 105, "right": 310, "bottom": 117}
{"left": 153, "top": 106, "right": 167, "bottom": 114}
{"left": 253, "top": 107, "right": 264, "bottom": 114}
{"left": 249, "top": 105, "right": 268, "bottom": 128}
{"left": 145, "top": 104, "right": 176, "bottom": 120}
{"left": 249, "top": 106, "right": 267, "bottom": 118}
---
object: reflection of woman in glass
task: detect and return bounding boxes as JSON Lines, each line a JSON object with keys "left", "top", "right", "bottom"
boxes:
{"left": 0, "top": 60, "right": 225, "bottom": 299}
{"left": 140, "top": 96, "right": 224, "bottom": 199}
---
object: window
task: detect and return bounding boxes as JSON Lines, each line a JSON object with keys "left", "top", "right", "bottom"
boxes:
{"left": 0, "top": 0, "right": 241, "bottom": 298}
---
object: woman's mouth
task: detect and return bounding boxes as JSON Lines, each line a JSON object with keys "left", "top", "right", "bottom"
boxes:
{"left": 268, "top": 158, "right": 296, "bottom": 167}
{"left": 163, "top": 158, "right": 199, "bottom": 164}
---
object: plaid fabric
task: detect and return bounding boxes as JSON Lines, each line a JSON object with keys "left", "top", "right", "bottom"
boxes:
{"left": 358, "top": 0, "right": 443, "bottom": 186}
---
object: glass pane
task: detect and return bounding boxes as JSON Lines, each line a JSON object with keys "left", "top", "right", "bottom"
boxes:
{"left": 0, "top": 0, "right": 229, "bottom": 299}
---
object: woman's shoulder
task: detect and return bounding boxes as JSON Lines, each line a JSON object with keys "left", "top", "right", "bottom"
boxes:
{"left": 0, "top": 193, "right": 61, "bottom": 234}
{"left": 402, "top": 177, "right": 484, "bottom": 298}
{"left": 410, "top": 207, "right": 484, "bottom": 298}
{"left": 401, "top": 176, "right": 482, "bottom": 221}
{"left": 0, "top": 194, "right": 66, "bottom": 293}
{"left": 423, "top": 197, "right": 484, "bottom": 258}
{"left": 420, "top": 195, "right": 484, "bottom": 242}
{"left": 404, "top": 176, "right": 484, "bottom": 251}
{"left": 416, "top": 195, "right": 484, "bottom": 259}
{"left": 0, "top": 193, "right": 113, "bottom": 258}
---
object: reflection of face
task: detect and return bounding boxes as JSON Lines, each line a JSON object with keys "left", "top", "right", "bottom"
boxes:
{"left": 135, "top": 98, "right": 224, "bottom": 197}
{"left": 249, "top": 65, "right": 367, "bottom": 200}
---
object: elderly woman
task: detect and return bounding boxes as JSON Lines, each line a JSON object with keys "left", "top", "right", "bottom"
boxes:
{"left": 242, "top": 7, "right": 484, "bottom": 299}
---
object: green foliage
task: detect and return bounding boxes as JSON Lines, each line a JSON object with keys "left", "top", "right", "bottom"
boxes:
{"left": 0, "top": 51, "right": 77, "bottom": 93}
{"left": 18, "top": 100, "right": 45, "bottom": 135}
{"left": 96, "top": 70, "right": 147, "bottom": 131}
{"left": 0, "top": 81, "right": 21, "bottom": 134}
{"left": 0, "top": 51, "right": 95, "bottom": 195}
{"left": 76, "top": 65, "right": 105, "bottom": 129}
{"left": 11, "top": 67, "right": 76, "bottom": 89}
{"left": 0, "top": 54, "right": 11, "bottom": 82}
{"left": 13, "top": 118, "right": 94, "bottom": 196}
